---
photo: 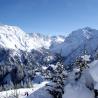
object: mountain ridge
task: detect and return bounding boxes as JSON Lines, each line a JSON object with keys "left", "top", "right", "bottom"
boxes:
{"left": 51, "top": 27, "right": 98, "bottom": 64}
{"left": 0, "top": 25, "right": 65, "bottom": 51}
{"left": 0, "top": 25, "right": 98, "bottom": 65}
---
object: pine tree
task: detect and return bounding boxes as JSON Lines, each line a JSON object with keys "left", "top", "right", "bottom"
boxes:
{"left": 74, "top": 49, "right": 90, "bottom": 81}
{"left": 46, "top": 62, "right": 66, "bottom": 98}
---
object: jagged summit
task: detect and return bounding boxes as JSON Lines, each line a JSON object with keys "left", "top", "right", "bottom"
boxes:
{"left": 66, "top": 27, "right": 98, "bottom": 41}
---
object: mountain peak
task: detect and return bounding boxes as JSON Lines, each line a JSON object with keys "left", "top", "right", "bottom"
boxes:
{"left": 68, "top": 27, "right": 98, "bottom": 41}
{"left": 82, "top": 27, "right": 92, "bottom": 30}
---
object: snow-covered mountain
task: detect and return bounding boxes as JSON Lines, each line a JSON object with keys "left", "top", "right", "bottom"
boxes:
{"left": 0, "top": 25, "right": 65, "bottom": 51}
{"left": 1, "top": 25, "right": 98, "bottom": 64}
{"left": 51, "top": 27, "right": 98, "bottom": 64}
{"left": 1, "top": 25, "right": 98, "bottom": 98}
{"left": 0, "top": 25, "right": 66, "bottom": 90}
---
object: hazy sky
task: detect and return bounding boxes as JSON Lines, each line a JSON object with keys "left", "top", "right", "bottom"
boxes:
{"left": 0, "top": 0, "right": 98, "bottom": 35}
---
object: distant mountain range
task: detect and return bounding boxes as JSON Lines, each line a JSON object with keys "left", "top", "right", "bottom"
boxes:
{"left": 0, "top": 25, "right": 98, "bottom": 64}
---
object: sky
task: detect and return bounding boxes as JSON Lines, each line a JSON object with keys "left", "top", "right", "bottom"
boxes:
{"left": 0, "top": 0, "right": 98, "bottom": 35}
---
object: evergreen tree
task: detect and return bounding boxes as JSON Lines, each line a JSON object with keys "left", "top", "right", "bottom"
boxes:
{"left": 74, "top": 49, "right": 90, "bottom": 81}
{"left": 46, "top": 62, "right": 66, "bottom": 98}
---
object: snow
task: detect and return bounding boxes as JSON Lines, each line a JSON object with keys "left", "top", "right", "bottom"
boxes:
{"left": 94, "top": 83, "right": 98, "bottom": 90}
{"left": 27, "top": 86, "right": 52, "bottom": 98}
{"left": 82, "top": 28, "right": 92, "bottom": 40}
{"left": 62, "top": 83, "right": 94, "bottom": 98}
{"left": 81, "top": 55, "right": 91, "bottom": 61}
{"left": 62, "top": 59, "right": 98, "bottom": 98}
{"left": 42, "top": 66, "right": 47, "bottom": 70}
{"left": 89, "top": 60, "right": 98, "bottom": 82}
{"left": 0, "top": 81, "right": 49, "bottom": 98}
{"left": 33, "top": 75, "right": 44, "bottom": 84}
{"left": 0, "top": 25, "right": 65, "bottom": 51}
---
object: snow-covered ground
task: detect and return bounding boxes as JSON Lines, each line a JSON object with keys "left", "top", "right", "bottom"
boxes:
{"left": 62, "top": 83, "right": 94, "bottom": 98}
{"left": 0, "top": 81, "right": 49, "bottom": 98}
{"left": 62, "top": 60, "right": 98, "bottom": 98}
{"left": 1, "top": 60, "right": 98, "bottom": 98}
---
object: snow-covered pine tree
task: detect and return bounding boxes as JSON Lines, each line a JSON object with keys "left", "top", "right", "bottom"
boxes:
{"left": 74, "top": 49, "right": 90, "bottom": 81}
{"left": 46, "top": 62, "right": 66, "bottom": 98}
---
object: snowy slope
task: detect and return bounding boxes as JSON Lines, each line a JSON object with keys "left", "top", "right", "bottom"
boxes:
{"left": 62, "top": 59, "right": 98, "bottom": 98}
{"left": 0, "top": 25, "right": 65, "bottom": 51}
{"left": 0, "top": 81, "right": 49, "bottom": 98}
{"left": 0, "top": 25, "right": 27, "bottom": 50}
{"left": 89, "top": 60, "right": 98, "bottom": 83}
{"left": 62, "top": 83, "right": 94, "bottom": 98}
